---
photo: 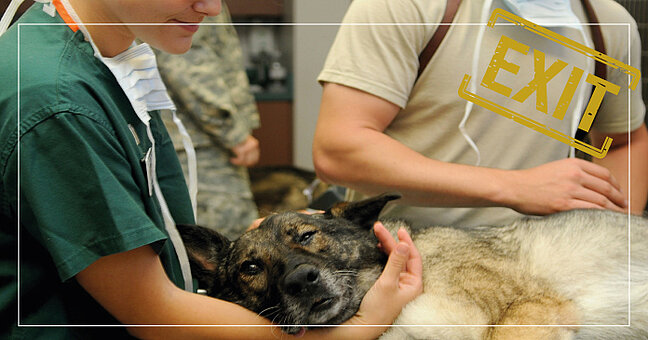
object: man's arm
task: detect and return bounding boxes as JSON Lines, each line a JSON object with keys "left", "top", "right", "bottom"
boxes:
{"left": 591, "top": 123, "right": 648, "bottom": 214}
{"left": 313, "top": 83, "right": 626, "bottom": 215}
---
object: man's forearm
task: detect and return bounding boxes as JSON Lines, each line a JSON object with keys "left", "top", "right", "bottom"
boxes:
{"left": 314, "top": 82, "right": 626, "bottom": 216}
{"left": 314, "top": 126, "right": 513, "bottom": 208}
{"left": 314, "top": 126, "right": 627, "bottom": 215}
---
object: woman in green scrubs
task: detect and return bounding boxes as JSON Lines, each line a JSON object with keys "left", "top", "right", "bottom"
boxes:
{"left": 0, "top": 0, "right": 422, "bottom": 339}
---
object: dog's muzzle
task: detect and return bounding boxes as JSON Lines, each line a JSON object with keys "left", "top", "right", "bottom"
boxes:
{"left": 284, "top": 264, "right": 321, "bottom": 296}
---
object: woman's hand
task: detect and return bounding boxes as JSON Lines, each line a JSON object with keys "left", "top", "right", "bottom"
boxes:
{"left": 246, "top": 210, "right": 324, "bottom": 232}
{"left": 230, "top": 135, "right": 260, "bottom": 167}
{"left": 246, "top": 217, "right": 265, "bottom": 231}
{"left": 350, "top": 222, "right": 423, "bottom": 326}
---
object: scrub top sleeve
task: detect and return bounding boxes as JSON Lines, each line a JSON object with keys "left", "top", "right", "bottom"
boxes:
{"left": 18, "top": 111, "right": 167, "bottom": 282}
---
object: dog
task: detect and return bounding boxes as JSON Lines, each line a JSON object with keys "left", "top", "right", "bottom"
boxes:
{"left": 178, "top": 193, "right": 648, "bottom": 339}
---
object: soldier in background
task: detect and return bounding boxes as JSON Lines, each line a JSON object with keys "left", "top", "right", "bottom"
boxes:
{"left": 156, "top": 4, "right": 260, "bottom": 240}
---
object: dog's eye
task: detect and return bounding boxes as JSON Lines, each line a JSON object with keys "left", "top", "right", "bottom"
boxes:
{"left": 298, "top": 230, "right": 317, "bottom": 245}
{"left": 240, "top": 260, "right": 263, "bottom": 275}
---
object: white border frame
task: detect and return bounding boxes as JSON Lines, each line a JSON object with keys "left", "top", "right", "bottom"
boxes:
{"left": 15, "top": 20, "right": 635, "bottom": 330}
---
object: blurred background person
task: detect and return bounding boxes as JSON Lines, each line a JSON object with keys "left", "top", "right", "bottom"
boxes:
{"left": 156, "top": 3, "right": 260, "bottom": 239}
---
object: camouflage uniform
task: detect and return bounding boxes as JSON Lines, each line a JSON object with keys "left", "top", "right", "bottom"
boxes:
{"left": 156, "top": 5, "right": 260, "bottom": 240}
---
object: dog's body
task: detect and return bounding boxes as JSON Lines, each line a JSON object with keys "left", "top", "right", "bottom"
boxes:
{"left": 179, "top": 194, "right": 648, "bottom": 339}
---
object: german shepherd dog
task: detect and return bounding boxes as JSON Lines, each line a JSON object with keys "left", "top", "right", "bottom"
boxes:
{"left": 178, "top": 193, "right": 648, "bottom": 339}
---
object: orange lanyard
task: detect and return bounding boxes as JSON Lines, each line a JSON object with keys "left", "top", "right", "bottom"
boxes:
{"left": 52, "top": 0, "right": 78, "bottom": 32}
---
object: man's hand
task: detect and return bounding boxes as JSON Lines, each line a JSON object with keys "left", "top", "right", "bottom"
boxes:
{"left": 230, "top": 135, "right": 260, "bottom": 167}
{"left": 505, "top": 158, "right": 627, "bottom": 215}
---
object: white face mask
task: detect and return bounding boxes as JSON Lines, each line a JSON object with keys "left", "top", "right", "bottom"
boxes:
{"left": 500, "top": 0, "right": 581, "bottom": 28}
{"left": 99, "top": 43, "right": 177, "bottom": 124}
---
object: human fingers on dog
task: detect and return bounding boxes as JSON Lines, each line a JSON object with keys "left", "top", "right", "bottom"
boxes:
{"left": 367, "top": 239, "right": 423, "bottom": 323}
{"left": 509, "top": 159, "right": 626, "bottom": 215}
{"left": 579, "top": 159, "right": 622, "bottom": 191}
{"left": 382, "top": 242, "right": 410, "bottom": 285}
{"left": 355, "top": 243, "right": 410, "bottom": 325}
{"left": 578, "top": 171, "right": 627, "bottom": 212}
{"left": 246, "top": 217, "right": 265, "bottom": 231}
{"left": 247, "top": 210, "right": 324, "bottom": 232}
{"left": 550, "top": 159, "right": 625, "bottom": 211}
{"left": 397, "top": 228, "right": 422, "bottom": 277}
{"left": 374, "top": 222, "right": 397, "bottom": 254}
{"left": 572, "top": 187, "right": 627, "bottom": 213}
{"left": 375, "top": 224, "right": 421, "bottom": 275}
{"left": 299, "top": 209, "right": 324, "bottom": 214}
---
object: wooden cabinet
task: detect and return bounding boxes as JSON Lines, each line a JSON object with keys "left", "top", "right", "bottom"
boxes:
{"left": 252, "top": 101, "right": 293, "bottom": 166}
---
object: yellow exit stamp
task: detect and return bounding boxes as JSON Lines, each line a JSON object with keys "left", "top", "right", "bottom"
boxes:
{"left": 458, "top": 8, "right": 641, "bottom": 159}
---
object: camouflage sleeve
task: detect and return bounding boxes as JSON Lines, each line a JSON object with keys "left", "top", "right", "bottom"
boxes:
{"left": 156, "top": 4, "right": 260, "bottom": 149}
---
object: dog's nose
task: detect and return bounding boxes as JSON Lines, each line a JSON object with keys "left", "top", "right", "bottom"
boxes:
{"left": 284, "top": 264, "right": 320, "bottom": 296}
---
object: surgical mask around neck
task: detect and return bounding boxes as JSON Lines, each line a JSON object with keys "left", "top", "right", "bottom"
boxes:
{"left": 59, "top": 0, "right": 197, "bottom": 292}
{"left": 500, "top": 0, "right": 581, "bottom": 28}
{"left": 99, "top": 43, "right": 177, "bottom": 123}
{"left": 56, "top": 0, "right": 173, "bottom": 122}
{"left": 460, "top": 0, "right": 594, "bottom": 164}
{"left": 500, "top": 0, "right": 594, "bottom": 157}
{"left": 99, "top": 43, "right": 199, "bottom": 216}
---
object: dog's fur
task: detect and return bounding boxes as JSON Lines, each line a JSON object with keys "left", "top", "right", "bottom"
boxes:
{"left": 178, "top": 193, "right": 648, "bottom": 339}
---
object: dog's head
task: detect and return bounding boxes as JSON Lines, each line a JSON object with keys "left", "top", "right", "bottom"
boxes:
{"left": 178, "top": 193, "right": 401, "bottom": 334}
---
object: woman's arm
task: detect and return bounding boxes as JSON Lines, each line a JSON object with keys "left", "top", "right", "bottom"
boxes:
{"left": 76, "top": 224, "right": 422, "bottom": 340}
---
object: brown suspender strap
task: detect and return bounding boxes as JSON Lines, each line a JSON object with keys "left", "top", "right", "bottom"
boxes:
{"left": 581, "top": 0, "right": 606, "bottom": 80}
{"left": 416, "top": 0, "right": 606, "bottom": 81}
{"left": 415, "top": 0, "right": 606, "bottom": 143}
{"left": 416, "top": 0, "right": 462, "bottom": 79}
{"left": 577, "top": 0, "right": 606, "bottom": 141}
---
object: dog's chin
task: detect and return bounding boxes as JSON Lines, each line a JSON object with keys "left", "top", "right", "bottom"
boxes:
{"left": 307, "top": 289, "right": 362, "bottom": 325}
{"left": 307, "top": 295, "right": 345, "bottom": 324}
{"left": 280, "top": 297, "right": 356, "bottom": 335}
{"left": 279, "top": 293, "right": 359, "bottom": 333}
{"left": 281, "top": 326, "right": 306, "bottom": 335}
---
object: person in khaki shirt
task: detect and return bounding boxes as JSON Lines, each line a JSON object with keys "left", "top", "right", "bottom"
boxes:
{"left": 315, "top": 0, "right": 647, "bottom": 228}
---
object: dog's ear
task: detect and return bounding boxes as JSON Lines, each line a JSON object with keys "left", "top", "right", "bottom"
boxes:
{"left": 177, "top": 224, "right": 231, "bottom": 293}
{"left": 325, "top": 192, "right": 402, "bottom": 229}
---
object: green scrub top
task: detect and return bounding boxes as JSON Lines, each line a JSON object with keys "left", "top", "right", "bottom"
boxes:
{"left": 0, "top": 5, "right": 195, "bottom": 339}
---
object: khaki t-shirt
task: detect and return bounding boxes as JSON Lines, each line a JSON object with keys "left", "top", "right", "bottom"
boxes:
{"left": 318, "top": 0, "right": 645, "bottom": 227}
